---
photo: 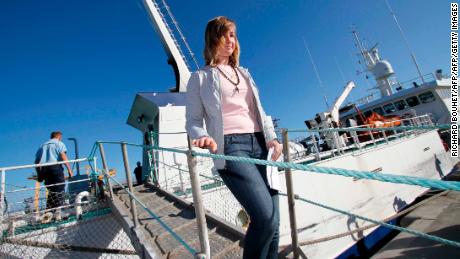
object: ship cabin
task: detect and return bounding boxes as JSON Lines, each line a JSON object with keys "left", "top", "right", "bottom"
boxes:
{"left": 339, "top": 72, "right": 452, "bottom": 127}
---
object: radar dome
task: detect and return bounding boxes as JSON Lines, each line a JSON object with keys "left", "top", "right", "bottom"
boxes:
{"left": 371, "top": 60, "right": 394, "bottom": 80}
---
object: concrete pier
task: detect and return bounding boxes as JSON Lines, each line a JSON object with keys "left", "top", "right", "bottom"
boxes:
{"left": 373, "top": 166, "right": 460, "bottom": 258}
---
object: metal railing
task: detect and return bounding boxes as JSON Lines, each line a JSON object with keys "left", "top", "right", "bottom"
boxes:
{"left": 95, "top": 140, "right": 210, "bottom": 258}
{"left": 0, "top": 158, "right": 90, "bottom": 220}
{"left": 0, "top": 157, "right": 141, "bottom": 258}
{"left": 85, "top": 122, "right": 457, "bottom": 258}
{"left": 290, "top": 114, "right": 435, "bottom": 163}
{"left": 354, "top": 73, "right": 438, "bottom": 105}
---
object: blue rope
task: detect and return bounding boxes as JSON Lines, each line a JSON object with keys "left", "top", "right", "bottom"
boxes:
{"left": 280, "top": 193, "right": 460, "bottom": 248}
{"left": 89, "top": 139, "right": 460, "bottom": 249}
{"left": 89, "top": 142, "right": 197, "bottom": 255}
{"left": 92, "top": 141, "right": 460, "bottom": 192}
{"left": 188, "top": 150, "right": 460, "bottom": 192}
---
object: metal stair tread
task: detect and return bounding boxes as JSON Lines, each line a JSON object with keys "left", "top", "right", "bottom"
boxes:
{"left": 208, "top": 229, "right": 242, "bottom": 257}
{"left": 112, "top": 183, "right": 245, "bottom": 259}
{"left": 142, "top": 212, "right": 195, "bottom": 238}
{"left": 154, "top": 221, "right": 200, "bottom": 254}
{"left": 136, "top": 201, "right": 189, "bottom": 220}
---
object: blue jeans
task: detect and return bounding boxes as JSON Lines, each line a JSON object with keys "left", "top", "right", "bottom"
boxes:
{"left": 218, "top": 132, "right": 280, "bottom": 259}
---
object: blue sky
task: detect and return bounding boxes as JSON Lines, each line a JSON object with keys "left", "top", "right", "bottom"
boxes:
{"left": 0, "top": 0, "right": 451, "bottom": 188}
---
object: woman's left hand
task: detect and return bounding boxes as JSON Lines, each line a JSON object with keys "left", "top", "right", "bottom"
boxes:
{"left": 267, "top": 139, "right": 283, "bottom": 161}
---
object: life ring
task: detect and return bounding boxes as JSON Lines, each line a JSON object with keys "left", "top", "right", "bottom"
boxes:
{"left": 40, "top": 212, "right": 53, "bottom": 224}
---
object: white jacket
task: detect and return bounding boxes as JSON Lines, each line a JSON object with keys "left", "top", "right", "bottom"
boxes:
{"left": 185, "top": 66, "right": 277, "bottom": 169}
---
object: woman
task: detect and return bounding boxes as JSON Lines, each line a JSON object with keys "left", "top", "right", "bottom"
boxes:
{"left": 185, "top": 16, "right": 283, "bottom": 259}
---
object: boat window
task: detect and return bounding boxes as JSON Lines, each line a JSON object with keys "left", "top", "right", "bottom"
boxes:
{"left": 363, "top": 110, "right": 373, "bottom": 118}
{"left": 383, "top": 103, "right": 396, "bottom": 114}
{"left": 372, "top": 107, "right": 384, "bottom": 115}
{"left": 394, "top": 100, "right": 408, "bottom": 111}
{"left": 406, "top": 96, "right": 420, "bottom": 107}
{"left": 418, "top": 91, "right": 436, "bottom": 103}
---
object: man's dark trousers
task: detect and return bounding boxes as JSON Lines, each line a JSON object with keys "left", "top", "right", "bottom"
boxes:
{"left": 43, "top": 165, "right": 65, "bottom": 209}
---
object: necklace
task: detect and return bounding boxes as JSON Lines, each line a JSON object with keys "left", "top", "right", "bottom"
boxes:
{"left": 216, "top": 65, "right": 240, "bottom": 93}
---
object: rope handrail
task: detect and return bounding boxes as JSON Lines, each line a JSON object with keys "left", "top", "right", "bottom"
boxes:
{"left": 281, "top": 193, "right": 460, "bottom": 248}
{"left": 89, "top": 129, "right": 459, "bottom": 253}
{"left": 89, "top": 140, "right": 460, "bottom": 192}
{"left": 189, "top": 150, "right": 460, "bottom": 191}
{"left": 289, "top": 190, "right": 448, "bottom": 247}
{"left": 106, "top": 174, "right": 197, "bottom": 256}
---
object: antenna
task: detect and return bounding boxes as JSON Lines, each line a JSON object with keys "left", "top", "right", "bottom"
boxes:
{"left": 335, "top": 56, "right": 355, "bottom": 101}
{"left": 384, "top": 0, "right": 425, "bottom": 83}
{"left": 351, "top": 27, "right": 374, "bottom": 67}
{"left": 334, "top": 56, "right": 347, "bottom": 83}
{"left": 302, "top": 37, "right": 330, "bottom": 109}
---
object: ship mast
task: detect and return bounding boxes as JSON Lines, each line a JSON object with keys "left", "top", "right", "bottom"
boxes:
{"left": 352, "top": 29, "right": 395, "bottom": 98}
{"left": 142, "top": 0, "right": 192, "bottom": 92}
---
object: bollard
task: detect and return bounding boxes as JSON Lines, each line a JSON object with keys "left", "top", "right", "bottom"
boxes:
{"left": 187, "top": 138, "right": 210, "bottom": 259}
{"left": 98, "top": 143, "right": 114, "bottom": 199}
{"left": 121, "top": 142, "right": 139, "bottom": 228}
{"left": 282, "top": 129, "right": 300, "bottom": 259}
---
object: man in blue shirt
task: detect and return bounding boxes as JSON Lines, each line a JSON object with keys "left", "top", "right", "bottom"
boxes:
{"left": 35, "top": 131, "right": 73, "bottom": 210}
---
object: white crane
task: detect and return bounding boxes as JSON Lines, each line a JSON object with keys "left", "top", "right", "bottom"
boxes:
{"left": 142, "top": 0, "right": 191, "bottom": 92}
{"left": 306, "top": 81, "right": 355, "bottom": 151}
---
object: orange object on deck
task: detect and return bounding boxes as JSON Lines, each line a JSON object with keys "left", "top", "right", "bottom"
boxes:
{"left": 365, "top": 112, "right": 402, "bottom": 128}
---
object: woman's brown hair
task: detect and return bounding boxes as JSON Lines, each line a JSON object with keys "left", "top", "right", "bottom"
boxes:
{"left": 204, "top": 16, "right": 240, "bottom": 67}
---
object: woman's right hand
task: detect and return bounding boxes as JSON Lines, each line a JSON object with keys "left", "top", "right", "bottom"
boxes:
{"left": 192, "top": 137, "right": 218, "bottom": 153}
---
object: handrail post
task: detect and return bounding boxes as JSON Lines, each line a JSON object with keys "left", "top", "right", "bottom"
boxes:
{"left": 186, "top": 137, "right": 210, "bottom": 259}
{"left": 382, "top": 130, "right": 389, "bottom": 144}
{"left": 367, "top": 125, "right": 376, "bottom": 146}
{"left": 282, "top": 129, "right": 300, "bottom": 259}
{"left": 98, "top": 142, "right": 113, "bottom": 199}
{"left": 121, "top": 142, "right": 139, "bottom": 228}
{"left": 0, "top": 169, "right": 5, "bottom": 226}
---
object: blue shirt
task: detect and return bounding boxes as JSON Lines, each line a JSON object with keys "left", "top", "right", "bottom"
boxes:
{"left": 35, "top": 139, "right": 67, "bottom": 164}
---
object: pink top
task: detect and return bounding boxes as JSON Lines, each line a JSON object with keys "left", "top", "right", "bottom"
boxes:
{"left": 218, "top": 66, "right": 261, "bottom": 135}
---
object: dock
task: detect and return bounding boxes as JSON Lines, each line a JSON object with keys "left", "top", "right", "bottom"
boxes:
{"left": 373, "top": 166, "right": 460, "bottom": 258}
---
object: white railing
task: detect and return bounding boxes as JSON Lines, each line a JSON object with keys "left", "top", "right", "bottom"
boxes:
{"left": 0, "top": 158, "right": 91, "bottom": 220}
{"left": 292, "top": 114, "right": 435, "bottom": 163}
{"left": 0, "top": 158, "right": 88, "bottom": 172}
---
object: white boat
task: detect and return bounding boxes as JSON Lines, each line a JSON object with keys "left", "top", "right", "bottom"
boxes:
{"left": 1, "top": 1, "right": 456, "bottom": 258}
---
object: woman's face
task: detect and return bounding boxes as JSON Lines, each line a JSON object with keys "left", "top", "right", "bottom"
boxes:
{"left": 216, "top": 25, "right": 236, "bottom": 60}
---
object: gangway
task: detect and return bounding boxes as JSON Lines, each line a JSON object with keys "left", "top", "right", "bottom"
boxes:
{"left": 112, "top": 183, "right": 244, "bottom": 258}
